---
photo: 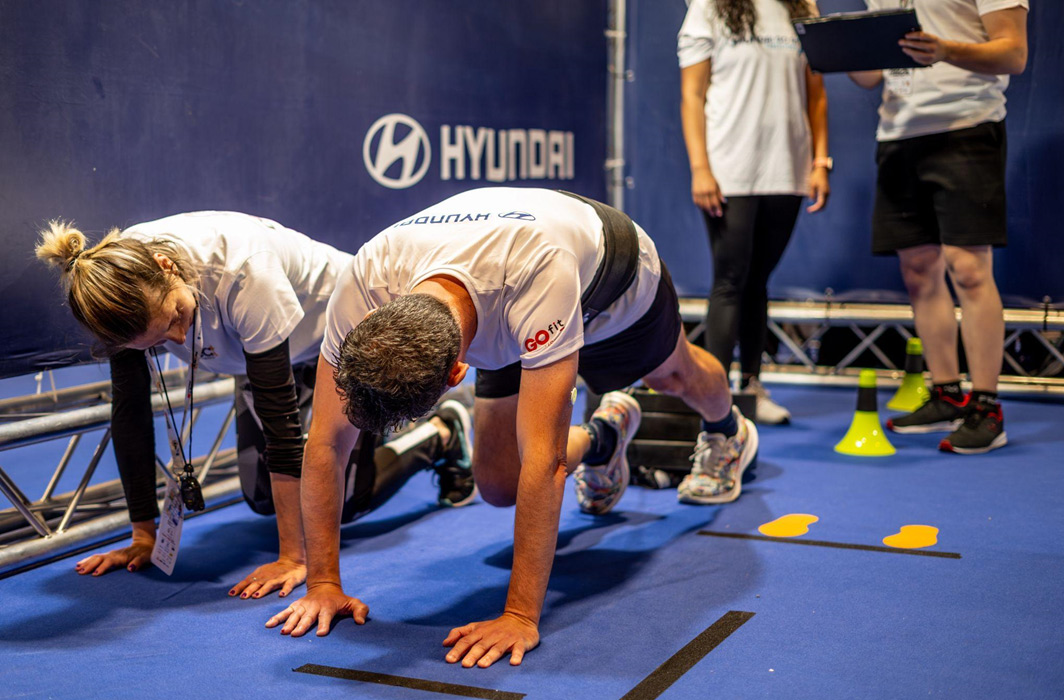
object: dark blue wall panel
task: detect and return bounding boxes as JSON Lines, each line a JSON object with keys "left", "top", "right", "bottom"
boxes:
{"left": 625, "top": 0, "right": 1063, "bottom": 305}
{"left": 0, "top": 0, "right": 608, "bottom": 378}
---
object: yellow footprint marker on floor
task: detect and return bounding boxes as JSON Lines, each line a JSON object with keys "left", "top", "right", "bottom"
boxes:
{"left": 882, "top": 525, "right": 939, "bottom": 549}
{"left": 758, "top": 514, "right": 819, "bottom": 538}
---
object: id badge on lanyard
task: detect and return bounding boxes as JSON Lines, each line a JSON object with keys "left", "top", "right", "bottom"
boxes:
{"left": 146, "top": 306, "right": 205, "bottom": 574}
{"left": 885, "top": 0, "right": 916, "bottom": 96}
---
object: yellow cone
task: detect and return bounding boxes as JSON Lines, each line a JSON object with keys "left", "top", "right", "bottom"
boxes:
{"left": 835, "top": 369, "right": 896, "bottom": 456}
{"left": 887, "top": 337, "right": 931, "bottom": 412}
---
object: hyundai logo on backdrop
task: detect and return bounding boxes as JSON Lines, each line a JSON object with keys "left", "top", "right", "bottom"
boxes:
{"left": 363, "top": 114, "right": 432, "bottom": 190}
{"left": 362, "top": 113, "right": 575, "bottom": 189}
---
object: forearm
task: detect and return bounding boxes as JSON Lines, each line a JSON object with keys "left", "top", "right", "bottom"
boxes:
{"left": 300, "top": 442, "right": 345, "bottom": 587}
{"left": 680, "top": 97, "right": 711, "bottom": 174}
{"left": 244, "top": 342, "right": 304, "bottom": 478}
{"left": 807, "top": 72, "right": 829, "bottom": 160}
{"left": 505, "top": 459, "right": 568, "bottom": 625}
{"left": 109, "top": 349, "right": 160, "bottom": 523}
{"left": 942, "top": 37, "right": 1026, "bottom": 75}
{"left": 270, "top": 473, "right": 305, "bottom": 563}
{"left": 848, "top": 70, "right": 883, "bottom": 89}
{"left": 680, "top": 62, "right": 712, "bottom": 175}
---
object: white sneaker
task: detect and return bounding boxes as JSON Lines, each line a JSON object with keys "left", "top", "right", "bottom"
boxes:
{"left": 747, "top": 378, "right": 791, "bottom": 425}
{"left": 572, "top": 391, "right": 641, "bottom": 515}
{"left": 677, "top": 406, "right": 759, "bottom": 505}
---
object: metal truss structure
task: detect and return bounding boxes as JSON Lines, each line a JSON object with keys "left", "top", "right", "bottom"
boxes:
{"left": 680, "top": 298, "right": 1064, "bottom": 395}
{"left": 0, "top": 368, "right": 240, "bottom": 572}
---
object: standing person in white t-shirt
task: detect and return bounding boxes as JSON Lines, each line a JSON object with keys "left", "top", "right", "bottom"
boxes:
{"left": 36, "top": 212, "right": 474, "bottom": 596}
{"left": 678, "top": 0, "right": 830, "bottom": 424}
{"left": 850, "top": 0, "right": 1028, "bottom": 454}
{"left": 265, "top": 187, "right": 758, "bottom": 668}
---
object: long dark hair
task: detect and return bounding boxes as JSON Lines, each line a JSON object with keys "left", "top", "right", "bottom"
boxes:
{"left": 715, "top": 0, "right": 814, "bottom": 41}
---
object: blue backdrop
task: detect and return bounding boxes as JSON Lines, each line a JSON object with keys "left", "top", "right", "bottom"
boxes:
{"left": 0, "top": 0, "right": 608, "bottom": 378}
{"left": 625, "top": 0, "right": 1063, "bottom": 305}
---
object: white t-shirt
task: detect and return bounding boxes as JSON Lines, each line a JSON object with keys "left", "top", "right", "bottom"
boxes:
{"left": 677, "top": 0, "right": 812, "bottom": 196}
{"left": 866, "top": 0, "right": 1029, "bottom": 141}
{"left": 322, "top": 188, "right": 662, "bottom": 372}
{"left": 124, "top": 211, "right": 353, "bottom": 375}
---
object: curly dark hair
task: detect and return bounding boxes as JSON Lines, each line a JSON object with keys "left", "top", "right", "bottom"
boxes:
{"left": 716, "top": 0, "right": 814, "bottom": 41}
{"left": 333, "top": 294, "right": 462, "bottom": 435}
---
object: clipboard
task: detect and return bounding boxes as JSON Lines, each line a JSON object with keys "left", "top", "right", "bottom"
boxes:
{"left": 794, "top": 9, "right": 923, "bottom": 73}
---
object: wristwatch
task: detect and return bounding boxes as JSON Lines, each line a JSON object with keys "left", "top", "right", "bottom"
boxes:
{"left": 813, "top": 156, "right": 834, "bottom": 172}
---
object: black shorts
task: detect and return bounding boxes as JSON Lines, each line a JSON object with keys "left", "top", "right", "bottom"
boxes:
{"left": 872, "top": 120, "right": 1008, "bottom": 255}
{"left": 475, "top": 263, "right": 682, "bottom": 398}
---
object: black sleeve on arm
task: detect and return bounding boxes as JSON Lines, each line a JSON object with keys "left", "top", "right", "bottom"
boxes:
{"left": 109, "top": 349, "right": 160, "bottom": 523}
{"left": 243, "top": 339, "right": 304, "bottom": 477}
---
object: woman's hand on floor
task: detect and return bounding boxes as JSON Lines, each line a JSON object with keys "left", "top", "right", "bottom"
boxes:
{"left": 230, "top": 557, "right": 307, "bottom": 599}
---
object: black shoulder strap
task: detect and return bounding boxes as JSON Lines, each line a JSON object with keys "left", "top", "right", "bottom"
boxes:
{"left": 558, "top": 190, "right": 641, "bottom": 325}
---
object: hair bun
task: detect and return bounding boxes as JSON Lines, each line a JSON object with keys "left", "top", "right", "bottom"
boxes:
{"left": 35, "top": 220, "right": 87, "bottom": 274}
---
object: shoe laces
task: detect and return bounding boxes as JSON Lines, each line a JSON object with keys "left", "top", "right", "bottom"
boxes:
{"left": 962, "top": 401, "right": 998, "bottom": 430}
{"left": 597, "top": 403, "right": 630, "bottom": 433}
{"left": 690, "top": 432, "right": 728, "bottom": 479}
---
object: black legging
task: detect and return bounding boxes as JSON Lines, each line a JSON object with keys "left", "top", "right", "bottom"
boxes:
{"left": 703, "top": 195, "right": 802, "bottom": 379}
{"left": 235, "top": 361, "right": 442, "bottom": 524}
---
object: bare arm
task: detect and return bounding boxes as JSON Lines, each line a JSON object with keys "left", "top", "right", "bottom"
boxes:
{"left": 899, "top": 7, "right": 1028, "bottom": 75}
{"left": 680, "top": 60, "right": 725, "bottom": 217}
{"left": 848, "top": 70, "right": 883, "bottom": 89}
{"left": 805, "top": 65, "right": 830, "bottom": 213}
{"left": 266, "top": 353, "right": 368, "bottom": 636}
{"left": 506, "top": 354, "right": 577, "bottom": 625}
{"left": 300, "top": 357, "right": 355, "bottom": 589}
{"left": 443, "top": 352, "right": 579, "bottom": 668}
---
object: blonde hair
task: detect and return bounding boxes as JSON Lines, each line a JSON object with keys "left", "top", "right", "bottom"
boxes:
{"left": 35, "top": 220, "right": 198, "bottom": 350}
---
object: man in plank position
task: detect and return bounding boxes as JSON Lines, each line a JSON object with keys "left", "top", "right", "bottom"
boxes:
{"left": 266, "top": 187, "right": 758, "bottom": 667}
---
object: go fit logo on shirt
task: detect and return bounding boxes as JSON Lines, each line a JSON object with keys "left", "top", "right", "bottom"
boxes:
{"left": 524, "top": 319, "right": 566, "bottom": 353}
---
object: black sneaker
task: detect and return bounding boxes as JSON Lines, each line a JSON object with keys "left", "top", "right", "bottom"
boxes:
{"left": 431, "top": 399, "right": 477, "bottom": 507}
{"left": 939, "top": 400, "right": 1007, "bottom": 454}
{"left": 886, "top": 386, "right": 966, "bottom": 434}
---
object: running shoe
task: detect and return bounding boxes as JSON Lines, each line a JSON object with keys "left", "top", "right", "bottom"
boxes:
{"left": 431, "top": 400, "right": 477, "bottom": 507}
{"left": 746, "top": 377, "right": 791, "bottom": 425}
{"left": 939, "top": 399, "right": 1007, "bottom": 454}
{"left": 573, "top": 391, "right": 641, "bottom": 515}
{"left": 677, "top": 406, "right": 759, "bottom": 505}
{"left": 886, "top": 385, "right": 966, "bottom": 434}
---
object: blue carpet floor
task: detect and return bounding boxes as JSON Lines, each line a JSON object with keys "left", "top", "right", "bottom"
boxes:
{"left": 1, "top": 383, "right": 1062, "bottom": 699}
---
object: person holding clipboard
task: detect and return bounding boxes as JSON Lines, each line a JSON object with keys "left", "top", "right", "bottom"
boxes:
{"left": 678, "top": 0, "right": 830, "bottom": 426}
{"left": 849, "top": 1, "right": 1029, "bottom": 454}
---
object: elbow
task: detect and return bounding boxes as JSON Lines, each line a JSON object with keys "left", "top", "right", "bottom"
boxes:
{"left": 1007, "top": 48, "right": 1028, "bottom": 75}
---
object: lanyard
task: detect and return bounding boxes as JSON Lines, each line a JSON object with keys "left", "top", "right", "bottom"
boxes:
{"left": 146, "top": 305, "right": 206, "bottom": 510}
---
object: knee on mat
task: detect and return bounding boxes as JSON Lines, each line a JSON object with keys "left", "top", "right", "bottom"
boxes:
{"left": 477, "top": 481, "right": 517, "bottom": 508}
{"left": 643, "top": 372, "right": 683, "bottom": 396}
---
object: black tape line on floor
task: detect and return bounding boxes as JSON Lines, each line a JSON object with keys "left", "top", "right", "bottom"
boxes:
{"left": 293, "top": 664, "right": 525, "bottom": 699}
{"left": 698, "top": 531, "right": 962, "bottom": 559}
{"left": 0, "top": 495, "right": 245, "bottom": 581}
{"left": 619, "top": 611, "right": 755, "bottom": 700}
